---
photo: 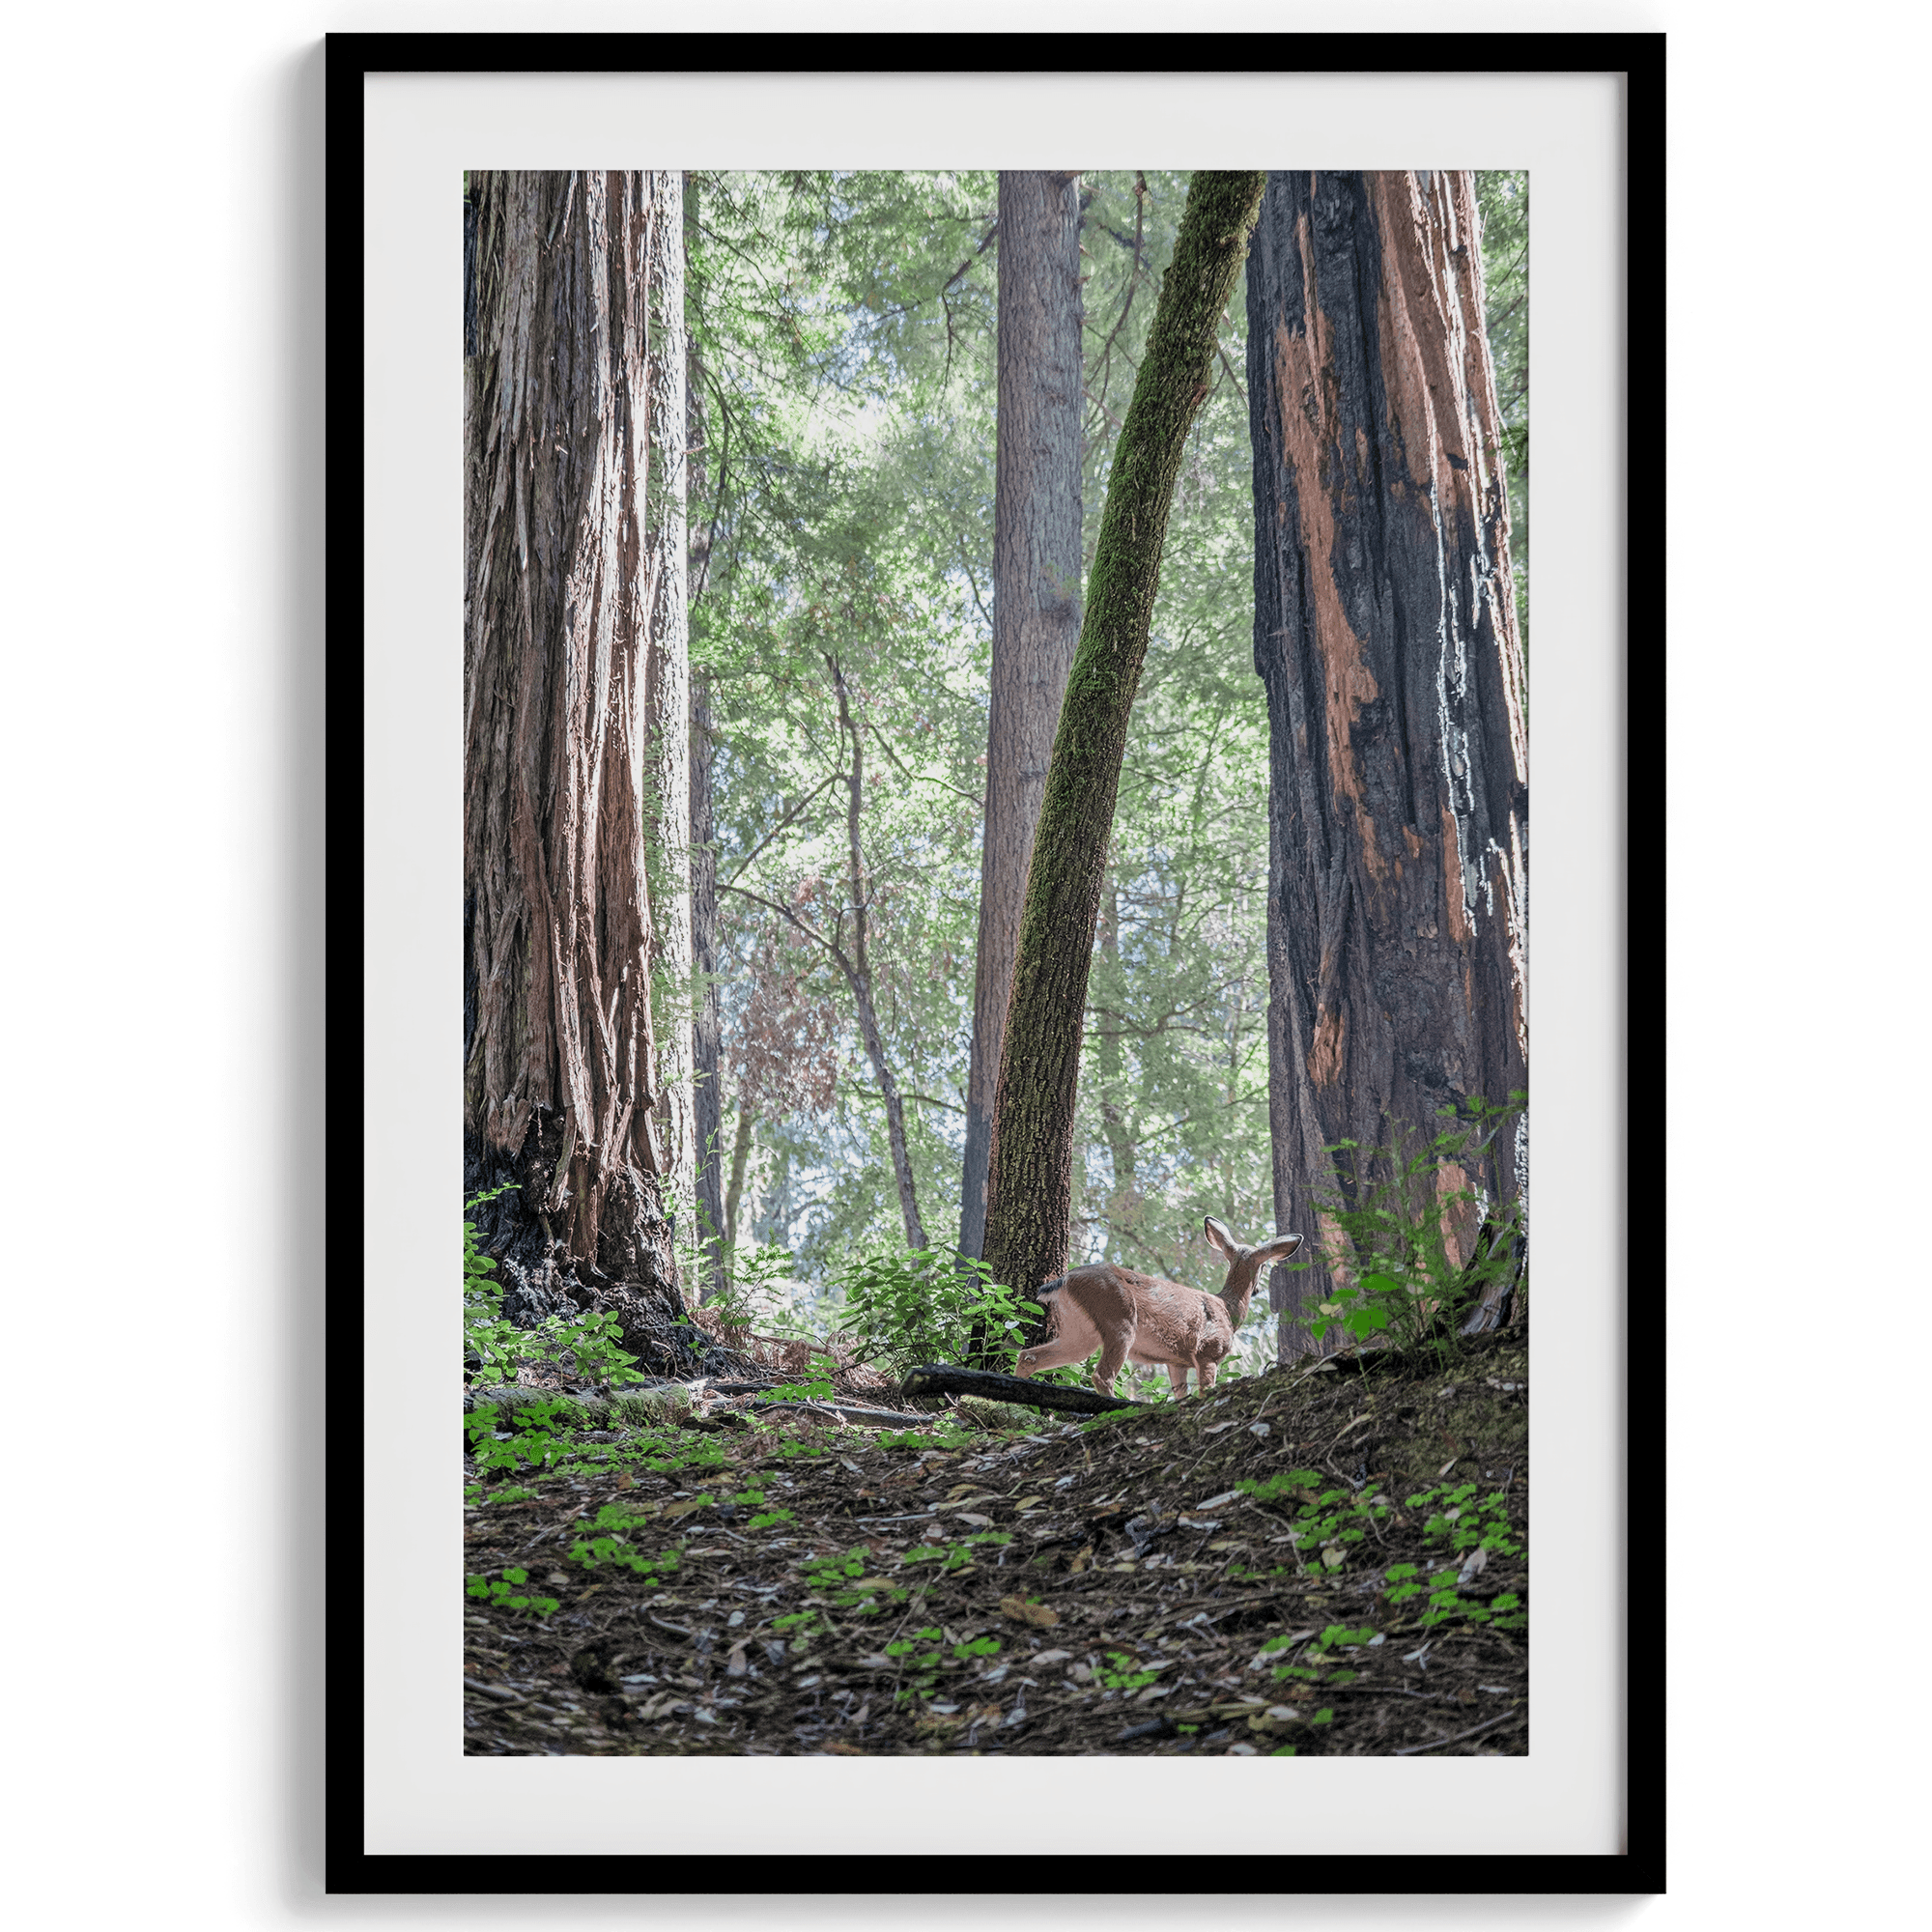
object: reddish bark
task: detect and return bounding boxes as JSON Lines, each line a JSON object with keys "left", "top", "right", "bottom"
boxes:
{"left": 464, "top": 171, "right": 690, "bottom": 1324}
{"left": 1247, "top": 171, "right": 1527, "bottom": 1355}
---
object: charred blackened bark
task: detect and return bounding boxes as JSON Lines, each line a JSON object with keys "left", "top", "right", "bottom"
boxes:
{"left": 464, "top": 170, "right": 708, "bottom": 1375}
{"left": 1247, "top": 171, "right": 1528, "bottom": 1357}
{"left": 462, "top": 1114, "right": 726, "bottom": 1378}
{"left": 959, "top": 170, "right": 1085, "bottom": 1266}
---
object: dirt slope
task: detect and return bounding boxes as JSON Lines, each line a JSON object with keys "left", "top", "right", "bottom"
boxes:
{"left": 461, "top": 1330, "right": 1528, "bottom": 1756}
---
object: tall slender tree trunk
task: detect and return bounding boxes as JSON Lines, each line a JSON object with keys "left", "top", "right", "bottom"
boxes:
{"left": 685, "top": 175, "right": 726, "bottom": 1304}
{"left": 982, "top": 171, "right": 1266, "bottom": 1301}
{"left": 1093, "top": 861, "right": 1138, "bottom": 1258}
{"left": 827, "top": 658, "right": 928, "bottom": 1253}
{"left": 462, "top": 170, "right": 702, "bottom": 1373}
{"left": 723, "top": 1101, "right": 754, "bottom": 1252}
{"left": 720, "top": 656, "right": 929, "bottom": 1256}
{"left": 959, "top": 170, "right": 1085, "bottom": 1264}
{"left": 688, "top": 674, "right": 722, "bottom": 1300}
{"left": 644, "top": 181, "right": 696, "bottom": 1243}
{"left": 1246, "top": 171, "right": 1528, "bottom": 1358}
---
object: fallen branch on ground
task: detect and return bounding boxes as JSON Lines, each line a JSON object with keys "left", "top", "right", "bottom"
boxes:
{"left": 899, "top": 1363, "right": 1140, "bottom": 1416}
{"left": 734, "top": 1399, "right": 942, "bottom": 1430}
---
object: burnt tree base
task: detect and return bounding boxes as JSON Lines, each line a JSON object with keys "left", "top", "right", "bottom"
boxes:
{"left": 465, "top": 1115, "right": 740, "bottom": 1381}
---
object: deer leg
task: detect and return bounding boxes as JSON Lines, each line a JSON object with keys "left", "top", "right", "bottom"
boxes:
{"left": 1091, "top": 1321, "right": 1134, "bottom": 1399}
{"left": 1015, "top": 1331, "right": 1092, "bottom": 1378}
{"left": 1196, "top": 1361, "right": 1217, "bottom": 1395}
{"left": 1165, "top": 1364, "right": 1189, "bottom": 1399}
{"left": 1015, "top": 1302, "right": 1100, "bottom": 1380}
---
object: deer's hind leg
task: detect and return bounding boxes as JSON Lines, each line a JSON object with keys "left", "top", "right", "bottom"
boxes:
{"left": 1015, "top": 1298, "right": 1100, "bottom": 1380}
{"left": 1090, "top": 1318, "right": 1136, "bottom": 1399}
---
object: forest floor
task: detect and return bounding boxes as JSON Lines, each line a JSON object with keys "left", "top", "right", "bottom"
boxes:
{"left": 461, "top": 1328, "right": 1528, "bottom": 1757}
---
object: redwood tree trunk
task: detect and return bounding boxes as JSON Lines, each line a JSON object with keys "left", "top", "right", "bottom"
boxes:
{"left": 981, "top": 171, "right": 1265, "bottom": 1301}
{"left": 644, "top": 201, "right": 696, "bottom": 1236}
{"left": 958, "top": 169, "right": 1084, "bottom": 1264}
{"left": 689, "top": 673, "right": 723, "bottom": 1301}
{"left": 463, "top": 170, "right": 707, "bottom": 1374}
{"left": 686, "top": 177, "right": 726, "bottom": 1304}
{"left": 1246, "top": 170, "right": 1528, "bottom": 1357}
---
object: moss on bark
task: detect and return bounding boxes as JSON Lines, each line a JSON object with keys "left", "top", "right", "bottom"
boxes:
{"left": 980, "top": 171, "right": 1265, "bottom": 1301}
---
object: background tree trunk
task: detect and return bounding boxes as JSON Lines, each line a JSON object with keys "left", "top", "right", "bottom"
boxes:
{"left": 828, "top": 659, "right": 928, "bottom": 1253}
{"left": 722, "top": 655, "right": 932, "bottom": 1254}
{"left": 1246, "top": 170, "right": 1528, "bottom": 1358}
{"left": 723, "top": 1101, "right": 754, "bottom": 1252}
{"left": 1093, "top": 859, "right": 1139, "bottom": 1258}
{"left": 981, "top": 171, "right": 1266, "bottom": 1302}
{"left": 644, "top": 178, "right": 696, "bottom": 1245}
{"left": 462, "top": 170, "right": 706, "bottom": 1375}
{"left": 958, "top": 170, "right": 1085, "bottom": 1264}
{"left": 686, "top": 175, "right": 726, "bottom": 1304}
{"left": 689, "top": 675, "right": 723, "bottom": 1300}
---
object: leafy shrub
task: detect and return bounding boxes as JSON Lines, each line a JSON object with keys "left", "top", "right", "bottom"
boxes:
{"left": 1406, "top": 1481, "right": 1523, "bottom": 1560}
{"left": 831, "top": 1246, "right": 1035, "bottom": 1374}
{"left": 1236, "top": 1469, "right": 1392, "bottom": 1572}
{"left": 567, "top": 1536, "right": 682, "bottom": 1582}
{"left": 465, "top": 1568, "right": 558, "bottom": 1618}
{"left": 463, "top": 1182, "right": 518, "bottom": 1375}
{"left": 1291, "top": 1094, "right": 1524, "bottom": 1359}
{"left": 465, "top": 1398, "right": 585, "bottom": 1476}
{"left": 463, "top": 1182, "right": 649, "bottom": 1387}
{"left": 683, "top": 1241, "right": 809, "bottom": 1341}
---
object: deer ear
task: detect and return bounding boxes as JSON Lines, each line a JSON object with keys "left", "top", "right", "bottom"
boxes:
{"left": 1203, "top": 1216, "right": 1238, "bottom": 1260}
{"left": 1261, "top": 1233, "right": 1303, "bottom": 1261}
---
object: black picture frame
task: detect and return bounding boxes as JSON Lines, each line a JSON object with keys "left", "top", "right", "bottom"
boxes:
{"left": 328, "top": 29, "right": 1662, "bottom": 1896}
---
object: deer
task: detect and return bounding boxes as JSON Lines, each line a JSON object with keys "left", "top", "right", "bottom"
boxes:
{"left": 1013, "top": 1218, "right": 1303, "bottom": 1400}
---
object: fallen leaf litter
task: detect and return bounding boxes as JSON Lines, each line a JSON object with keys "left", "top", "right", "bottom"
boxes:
{"left": 461, "top": 1333, "right": 1528, "bottom": 1756}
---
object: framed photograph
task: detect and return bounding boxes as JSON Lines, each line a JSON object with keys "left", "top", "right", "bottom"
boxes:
{"left": 333, "top": 32, "right": 1658, "bottom": 1891}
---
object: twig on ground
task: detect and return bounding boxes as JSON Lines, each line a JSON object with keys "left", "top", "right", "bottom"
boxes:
{"left": 463, "top": 1678, "right": 527, "bottom": 1705}
{"left": 1391, "top": 1707, "right": 1525, "bottom": 1755}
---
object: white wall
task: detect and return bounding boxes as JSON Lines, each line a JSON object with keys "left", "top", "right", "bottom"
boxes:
{"left": 2, "top": 0, "right": 1920, "bottom": 1924}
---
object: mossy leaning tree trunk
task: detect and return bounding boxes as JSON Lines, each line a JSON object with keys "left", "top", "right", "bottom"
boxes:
{"left": 1247, "top": 171, "right": 1529, "bottom": 1357}
{"left": 463, "top": 170, "right": 714, "bottom": 1377}
{"left": 981, "top": 170, "right": 1266, "bottom": 1303}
